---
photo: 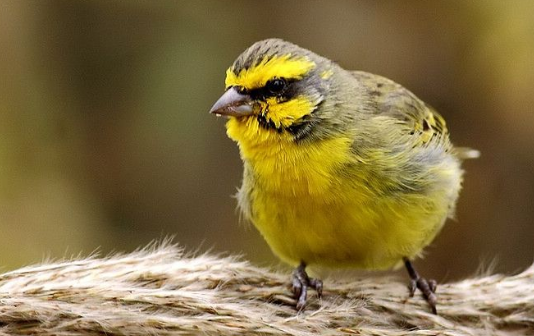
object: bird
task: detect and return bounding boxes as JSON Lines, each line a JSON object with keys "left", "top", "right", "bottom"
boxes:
{"left": 209, "top": 38, "right": 478, "bottom": 314}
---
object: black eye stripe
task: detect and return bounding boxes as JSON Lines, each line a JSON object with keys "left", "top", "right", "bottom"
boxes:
{"left": 238, "top": 78, "right": 298, "bottom": 101}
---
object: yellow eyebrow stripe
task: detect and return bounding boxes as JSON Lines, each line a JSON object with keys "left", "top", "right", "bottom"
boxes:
{"left": 225, "top": 54, "right": 316, "bottom": 90}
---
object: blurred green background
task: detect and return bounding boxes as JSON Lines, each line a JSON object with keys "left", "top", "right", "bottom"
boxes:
{"left": 1, "top": 1, "right": 533, "bottom": 281}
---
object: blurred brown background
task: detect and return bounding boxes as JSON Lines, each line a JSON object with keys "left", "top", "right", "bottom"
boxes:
{"left": 1, "top": 1, "right": 533, "bottom": 281}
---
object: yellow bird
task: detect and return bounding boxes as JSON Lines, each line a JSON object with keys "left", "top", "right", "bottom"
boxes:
{"left": 210, "top": 39, "right": 477, "bottom": 314}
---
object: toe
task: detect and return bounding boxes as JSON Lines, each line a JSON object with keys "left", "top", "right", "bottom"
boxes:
{"left": 295, "top": 284, "right": 308, "bottom": 311}
{"left": 292, "top": 278, "right": 302, "bottom": 299}
{"left": 309, "top": 278, "right": 323, "bottom": 298}
{"left": 417, "top": 278, "right": 438, "bottom": 314}
{"left": 429, "top": 279, "right": 437, "bottom": 293}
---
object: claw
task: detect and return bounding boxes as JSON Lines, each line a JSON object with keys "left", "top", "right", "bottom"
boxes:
{"left": 408, "top": 279, "right": 417, "bottom": 297}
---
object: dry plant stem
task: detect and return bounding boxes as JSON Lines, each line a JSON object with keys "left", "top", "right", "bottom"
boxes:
{"left": 0, "top": 244, "right": 532, "bottom": 335}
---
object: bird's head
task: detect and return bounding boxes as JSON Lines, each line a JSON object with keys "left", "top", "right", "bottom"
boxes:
{"left": 210, "top": 39, "right": 338, "bottom": 144}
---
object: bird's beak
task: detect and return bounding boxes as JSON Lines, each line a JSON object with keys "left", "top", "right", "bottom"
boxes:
{"left": 209, "top": 87, "right": 254, "bottom": 117}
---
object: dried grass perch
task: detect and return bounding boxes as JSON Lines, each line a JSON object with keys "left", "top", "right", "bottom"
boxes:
{"left": 0, "top": 244, "right": 532, "bottom": 335}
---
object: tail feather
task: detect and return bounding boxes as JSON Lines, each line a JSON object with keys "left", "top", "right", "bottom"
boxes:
{"left": 453, "top": 147, "right": 480, "bottom": 160}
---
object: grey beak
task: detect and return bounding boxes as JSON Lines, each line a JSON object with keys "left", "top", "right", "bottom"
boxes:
{"left": 209, "top": 87, "right": 254, "bottom": 117}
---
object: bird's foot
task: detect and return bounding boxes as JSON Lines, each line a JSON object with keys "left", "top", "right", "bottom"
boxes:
{"left": 404, "top": 258, "right": 438, "bottom": 314}
{"left": 291, "top": 262, "right": 323, "bottom": 311}
{"left": 408, "top": 276, "right": 437, "bottom": 314}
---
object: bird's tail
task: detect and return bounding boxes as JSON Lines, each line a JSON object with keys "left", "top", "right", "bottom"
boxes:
{"left": 453, "top": 147, "right": 480, "bottom": 160}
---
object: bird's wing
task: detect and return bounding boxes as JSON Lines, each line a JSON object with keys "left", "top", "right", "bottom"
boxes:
{"left": 350, "top": 71, "right": 449, "bottom": 147}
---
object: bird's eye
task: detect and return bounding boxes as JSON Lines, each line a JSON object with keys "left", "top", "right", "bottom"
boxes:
{"left": 266, "top": 78, "right": 287, "bottom": 95}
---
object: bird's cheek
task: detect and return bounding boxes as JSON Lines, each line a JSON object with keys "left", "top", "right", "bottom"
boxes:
{"left": 266, "top": 97, "right": 315, "bottom": 128}
{"left": 261, "top": 98, "right": 284, "bottom": 128}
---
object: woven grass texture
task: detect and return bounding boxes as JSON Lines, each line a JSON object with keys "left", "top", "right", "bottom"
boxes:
{"left": 0, "top": 244, "right": 532, "bottom": 335}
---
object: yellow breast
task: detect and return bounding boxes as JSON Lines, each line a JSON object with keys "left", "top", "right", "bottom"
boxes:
{"left": 227, "top": 116, "right": 355, "bottom": 197}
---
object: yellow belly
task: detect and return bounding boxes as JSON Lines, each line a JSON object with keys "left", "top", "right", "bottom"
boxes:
{"left": 250, "top": 185, "right": 452, "bottom": 270}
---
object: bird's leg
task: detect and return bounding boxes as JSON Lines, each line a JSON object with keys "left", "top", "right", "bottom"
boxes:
{"left": 403, "top": 257, "right": 438, "bottom": 314}
{"left": 291, "top": 262, "right": 323, "bottom": 311}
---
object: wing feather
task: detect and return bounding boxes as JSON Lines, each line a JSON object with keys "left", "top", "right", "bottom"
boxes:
{"left": 351, "top": 71, "right": 449, "bottom": 147}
